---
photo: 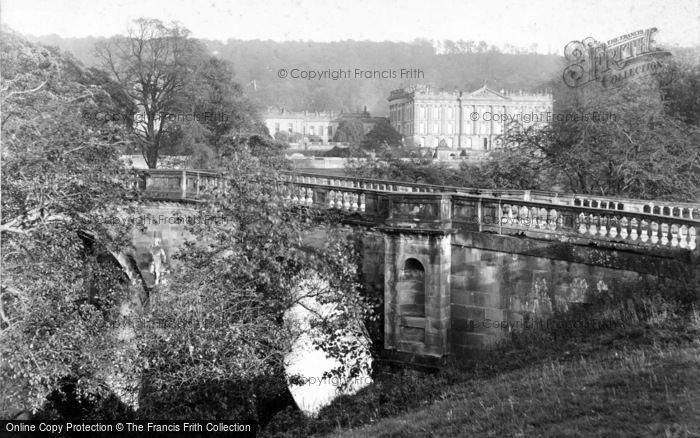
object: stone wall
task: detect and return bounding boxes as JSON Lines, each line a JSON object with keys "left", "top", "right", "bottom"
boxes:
{"left": 447, "top": 231, "right": 694, "bottom": 359}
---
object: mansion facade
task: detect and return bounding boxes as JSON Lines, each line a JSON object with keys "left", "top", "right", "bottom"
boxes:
{"left": 388, "top": 85, "right": 552, "bottom": 153}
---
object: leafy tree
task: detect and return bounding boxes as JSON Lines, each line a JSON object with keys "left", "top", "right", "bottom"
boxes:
{"left": 658, "top": 54, "right": 700, "bottom": 127}
{"left": 274, "top": 131, "right": 303, "bottom": 144}
{"left": 347, "top": 150, "right": 454, "bottom": 185}
{"left": 1, "top": 31, "right": 140, "bottom": 416}
{"left": 503, "top": 76, "right": 700, "bottom": 200}
{"left": 361, "top": 121, "right": 402, "bottom": 150}
{"left": 322, "top": 146, "right": 368, "bottom": 158}
{"left": 96, "top": 19, "right": 204, "bottom": 168}
{"left": 162, "top": 57, "right": 262, "bottom": 160}
{"left": 332, "top": 119, "right": 365, "bottom": 144}
{"left": 136, "top": 148, "right": 374, "bottom": 420}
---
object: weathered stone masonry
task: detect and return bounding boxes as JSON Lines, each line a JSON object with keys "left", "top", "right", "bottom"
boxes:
{"left": 133, "top": 170, "right": 699, "bottom": 363}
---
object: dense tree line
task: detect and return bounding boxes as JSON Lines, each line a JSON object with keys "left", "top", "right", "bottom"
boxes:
{"left": 28, "top": 33, "right": 562, "bottom": 114}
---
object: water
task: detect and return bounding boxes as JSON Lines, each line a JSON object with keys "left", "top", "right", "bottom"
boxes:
{"left": 283, "top": 276, "right": 373, "bottom": 416}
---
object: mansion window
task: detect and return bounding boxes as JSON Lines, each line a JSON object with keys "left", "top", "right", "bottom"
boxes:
{"left": 419, "top": 123, "right": 425, "bottom": 134}
{"left": 274, "top": 123, "right": 280, "bottom": 133}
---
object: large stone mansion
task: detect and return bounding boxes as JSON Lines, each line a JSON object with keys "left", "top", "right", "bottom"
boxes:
{"left": 388, "top": 85, "right": 552, "bottom": 154}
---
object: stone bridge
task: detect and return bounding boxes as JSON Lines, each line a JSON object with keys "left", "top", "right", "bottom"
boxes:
{"left": 126, "top": 169, "right": 699, "bottom": 363}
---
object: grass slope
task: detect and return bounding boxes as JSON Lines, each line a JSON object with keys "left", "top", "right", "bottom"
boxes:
{"left": 262, "top": 287, "right": 700, "bottom": 438}
{"left": 331, "top": 342, "right": 700, "bottom": 437}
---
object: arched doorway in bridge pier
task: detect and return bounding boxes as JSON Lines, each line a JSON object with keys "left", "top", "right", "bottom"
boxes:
{"left": 397, "top": 258, "right": 426, "bottom": 343}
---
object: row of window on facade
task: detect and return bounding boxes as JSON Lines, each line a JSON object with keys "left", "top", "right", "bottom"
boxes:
{"left": 390, "top": 105, "right": 550, "bottom": 122}
{"left": 394, "top": 122, "right": 504, "bottom": 136}
{"left": 273, "top": 123, "right": 334, "bottom": 137}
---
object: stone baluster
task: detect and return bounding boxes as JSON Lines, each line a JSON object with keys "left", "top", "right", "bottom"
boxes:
{"left": 577, "top": 213, "right": 586, "bottom": 234}
{"left": 351, "top": 193, "right": 359, "bottom": 211}
{"left": 334, "top": 191, "right": 343, "bottom": 209}
{"left": 679, "top": 225, "right": 689, "bottom": 249}
{"left": 328, "top": 190, "right": 336, "bottom": 208}
{"left": 518, "top": 205, "right": 529, "bottom": 227}
{"left": 305, "top": 188, "right": 314, "bottom": 205}
{"left": 689, "top": 226, "right": 697, "bottom": 250}
{"left": 619, "top": 217, "right": 629, "bottom": 239}
{"left": 359, "top": 194, "right": 366, "bottom": 212}
{"left": 650, "top": 221, "right": 659, "bottom": 244}
{"left": 639, "top": 219, "right": 649, "bottom": 243}
{"left": 597, "top": 215, "right": 608, "bottom": 238}
{"left": 587, "top": 214, "right": 596, "bottom": 236}
{"left": 548, "top": 209, "right": 558, "bottom": 230}
{"left": 343, "top": 192, "right": 351, "bottom": 210}
{"left": 660, "top": 222, "right": 669, "bottom": 246}
{"left": 670, "top": 223, "right": 680, "bottom": 247}
{"left": 537, "top": 208, "right": 547, "bottom": 229}
{"left": 627, "top": 218, "right": 637, "bottom": 241}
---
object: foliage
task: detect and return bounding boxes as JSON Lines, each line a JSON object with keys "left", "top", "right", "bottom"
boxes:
{"left": 361, "top": 121, "right": 402, "bottom": 151}
{"left": 658, "top": 51, "right": 700, "bottom": 127}
{"left": 322, "top": 146, "right": 368, "bottom": 158}
{"left": 332, "top": 119, "right": 365, "bottom": 145}
{"left": 273, "top": 130, "right": 302, "bottom": 144}
{"left": 1, "top": 30, "right": 139, "bottom": 416}
{"left": 95, "top": 19, "right": 205, "bottom": 168}
{"left": 161, "top": 57, "right": 263, "bottom": 164}
{"left": 136, "top": 149, "right": 375, "bottom": 419}
{"left": 35, "top": 34, "right": 564, "bottom": 114}
{"left": 503, "top": 75, "right": 700, "bottom": 200}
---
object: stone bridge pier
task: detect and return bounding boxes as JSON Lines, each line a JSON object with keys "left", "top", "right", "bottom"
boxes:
{"left": 383, "top": 231, "right": 452, "bottom": 358}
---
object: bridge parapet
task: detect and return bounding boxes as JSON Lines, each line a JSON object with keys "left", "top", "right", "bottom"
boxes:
{"left": 282, "top": 171, "right": 700, "bottom": 220}
{"left": 136, "top": 169, "right": 220, "bottom": 201}
{"left": 137, "top": 169, "right": 699, "bottom": 253}
{"left": 284, "top": 181, "right": 698, "bottom": 254}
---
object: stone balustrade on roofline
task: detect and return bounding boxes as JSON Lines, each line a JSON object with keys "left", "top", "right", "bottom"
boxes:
{"left": 135, "top": 169, "right": 700, "bottom": 253}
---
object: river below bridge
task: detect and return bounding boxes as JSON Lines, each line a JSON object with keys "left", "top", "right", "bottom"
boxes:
{"left": 283, "top": 276, "right": 373, "bottom": 416}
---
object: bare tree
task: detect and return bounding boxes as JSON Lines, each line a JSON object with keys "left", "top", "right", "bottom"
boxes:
{"left": 96, "top": 18, "right": 203, "bottom": 168}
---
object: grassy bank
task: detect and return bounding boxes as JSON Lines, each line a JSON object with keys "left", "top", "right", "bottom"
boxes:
{"left": 331, "top": 341, "right": 700, "bottom": 437}
{"left": 262, "top": 286, "right": 700, "bottom": 437}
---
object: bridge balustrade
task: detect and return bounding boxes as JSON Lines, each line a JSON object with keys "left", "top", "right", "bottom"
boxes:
{"left": 284, "top": 171, "right": 699, "bottom": 220}
{"left": 137, "top": 170, "right": 220, "bottom": 201}
{"left": 138, "top": 170, "right": 699, "bottom": 252}
{"left": 453, "top": 196, "right": 698, "bottom": 251}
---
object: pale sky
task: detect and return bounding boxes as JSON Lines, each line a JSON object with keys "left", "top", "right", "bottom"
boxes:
{"left": 1, "top": 0, "right": 698, "bottom": 53}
